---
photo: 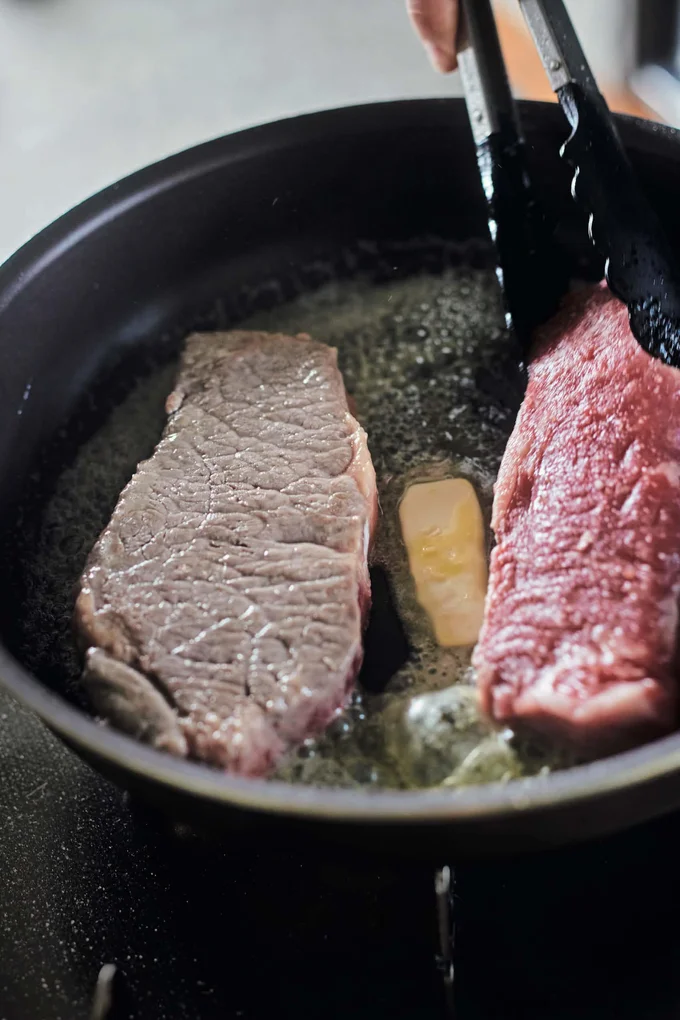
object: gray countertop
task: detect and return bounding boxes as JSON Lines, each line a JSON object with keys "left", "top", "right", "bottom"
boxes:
{"left": 0, "top": 0, "right": 458, "bottom": 264}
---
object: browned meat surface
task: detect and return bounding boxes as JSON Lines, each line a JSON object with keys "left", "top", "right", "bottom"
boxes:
{"left": 75, "top": 330, "right": 377, "bottom": 776}
{"left": 473, "top": 283, "right": 680, "bottom": 753}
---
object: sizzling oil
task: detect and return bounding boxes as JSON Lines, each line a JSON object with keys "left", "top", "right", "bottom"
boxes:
{"left": 14, "top": 262, "right": 569, "bottom": 790}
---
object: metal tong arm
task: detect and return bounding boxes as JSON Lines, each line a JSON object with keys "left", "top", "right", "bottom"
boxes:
{"left": 519, "top": 0, "right": 680, "bottom": 364}
{"left": 456, "top": 0, "right": 567, "bottom": 344}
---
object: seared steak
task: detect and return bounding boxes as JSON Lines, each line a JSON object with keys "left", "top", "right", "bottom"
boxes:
{"left": 474, "top": 284, "right": 680, "bottom": 753}
{"left": 75, "top": 330, "right": 377, "bottom": 776}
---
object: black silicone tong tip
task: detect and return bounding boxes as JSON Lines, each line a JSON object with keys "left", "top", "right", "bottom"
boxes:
{"left": 456, "top": 0, "right": 568, "bottom": 353}
{"left": 519, "top": 0, "right": 680, "bottom": 368}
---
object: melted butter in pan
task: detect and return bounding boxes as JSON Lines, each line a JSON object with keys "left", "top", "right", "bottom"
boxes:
{"left": 399, "top": 477, "right": 487, "bottom": 648}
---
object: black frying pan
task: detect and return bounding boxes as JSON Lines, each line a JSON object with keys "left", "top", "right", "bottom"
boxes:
{"left": 2, "top": 99, "right": 680, "bottom": 859}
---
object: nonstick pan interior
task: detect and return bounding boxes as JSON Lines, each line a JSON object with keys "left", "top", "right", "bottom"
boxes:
{"left": 2, "top": 100, "right": 680, "bottom": 857}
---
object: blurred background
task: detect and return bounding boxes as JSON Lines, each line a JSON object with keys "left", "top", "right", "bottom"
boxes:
{"left": 0, "top": 0, "right": 676, "bottom": 264}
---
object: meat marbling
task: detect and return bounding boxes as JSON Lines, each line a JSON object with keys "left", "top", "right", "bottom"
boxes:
{"left": 75, "top": 330, "right": 377, "bottom": 776}
{"left": 474, "top": 283, "right": 680, "bottom": 754}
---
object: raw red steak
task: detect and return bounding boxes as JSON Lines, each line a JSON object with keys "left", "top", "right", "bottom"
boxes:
{"left": 75, "top": 330, "right": 377, "bottom": 776}
{"left": 473, "top": 283, "right": 680, "bottom": 753}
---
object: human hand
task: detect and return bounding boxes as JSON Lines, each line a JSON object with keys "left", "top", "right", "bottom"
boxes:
{"left": 407, "top": 0, "right": 459, "bottom": 73}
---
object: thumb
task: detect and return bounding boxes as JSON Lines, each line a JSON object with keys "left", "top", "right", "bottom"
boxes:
{"left": 407, "top": 0, "right": 458, "bottom": 74}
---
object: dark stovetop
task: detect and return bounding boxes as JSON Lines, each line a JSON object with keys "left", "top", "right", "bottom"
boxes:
{"left": 2, "top": 686, "right": 680, "bottom": 1020}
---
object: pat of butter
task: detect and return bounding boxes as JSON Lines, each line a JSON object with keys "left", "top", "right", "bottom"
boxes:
{"left": 399, "top": 478, "right": 487, "bottom": 647}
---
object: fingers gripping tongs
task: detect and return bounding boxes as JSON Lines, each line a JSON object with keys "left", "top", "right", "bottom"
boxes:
{"left": 456, "top": 0, "right": 680, "bottom": 368}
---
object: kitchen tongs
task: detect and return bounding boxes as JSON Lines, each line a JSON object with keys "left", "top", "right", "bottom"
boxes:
{"left": 457, "top": 0, "right": 680, "bottom": 367}
{"left": 456, "top": 0, "right": 566, "bottom": 345}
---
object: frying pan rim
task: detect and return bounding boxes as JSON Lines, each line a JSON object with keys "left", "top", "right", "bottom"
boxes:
{"left": 1, "top": 97, "right": 677, "bottom": 292}
{"left": 2, "top": 97, "right": 680, "bottom": 825}
{"left": 4, "top": 639, "right": 680, "bottom": 822}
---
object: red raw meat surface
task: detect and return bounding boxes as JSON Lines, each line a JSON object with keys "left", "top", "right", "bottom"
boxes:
{"left": 473, "top": 283, "right": 680, "bottom": 753}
